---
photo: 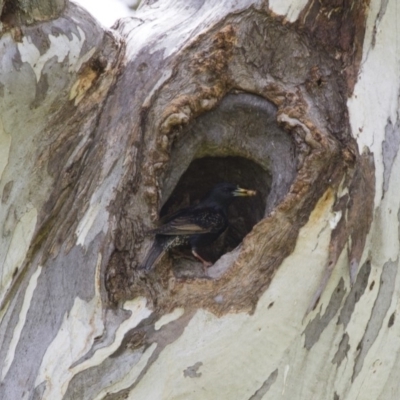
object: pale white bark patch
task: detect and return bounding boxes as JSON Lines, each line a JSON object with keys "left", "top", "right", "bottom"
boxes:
{"left": 0, "top": 120, "right": 11, "bottom": 180}
{"left": 329, "top": 211, "right": 342, "bottom": 229}
{"left": 369, "top": 144, "right": 400, "bottom": 264}
{"left": 76, "top": 170, "right": 122, "bottom": 248}
{"left": 76, "top": 202, "right": 102, "bottom": 246}
{"left": 268, "top": 0, "right": 309, "bottom": 22}
{"left": 94, "top": 343, "right": 157, "bottom": 400}
{"left": 282, "top": 364, "right": 290, "bottom": 394}
{"left": 17, "top": 27, "right": 93, "bottom": 83}
{"left": 277, "top": 113, "right": 320, "bottom": 148}
{"left": 124, "top": 190, "right": 337, "bottom": 400}
{"left": 36, "top": 296, "right": 104, "bottom": 399}
{"left": 155, "top": 307, "right": 185, "bottom": 330}
{"left": 34, "top": 253, "right": 106, "bottom": 398}
{"left": 70, "top": 297, "right": 151, "bottom": 373}
{"left": 122, "top": 0, "right": 262, "bottom": 61}
{"left": 348, "top": 0, "right": 400, "bottom": 207}
{"left": 35, "top": 255, "right": 105, "bottom": 399}
{"left": 0, "top": 208, "right": 37, "bottom": 304}
{"left": 341, "top": 260, "right": 399, "bottom": 399}
{"left": 1, "top": 266, "right": 42, "bottom": 380}
{"left": 348, "top": 0, "right": 400, "bottom": 285}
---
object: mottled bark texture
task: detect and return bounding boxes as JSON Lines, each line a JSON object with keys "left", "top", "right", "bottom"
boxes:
{"left": 1, "top": 0, "right": 65, "bottom": 25}
{"left": 1, "top": 0, "right": 396, "bottom": 399}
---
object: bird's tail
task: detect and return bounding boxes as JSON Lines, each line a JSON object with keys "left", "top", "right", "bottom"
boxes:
{"left": 139, "top": 240, "right": 165, "bottom": 271}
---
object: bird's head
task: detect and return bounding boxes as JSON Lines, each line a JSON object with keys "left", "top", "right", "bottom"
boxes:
{"left": 204, "top": 182, "right": 257, "bottom": 206}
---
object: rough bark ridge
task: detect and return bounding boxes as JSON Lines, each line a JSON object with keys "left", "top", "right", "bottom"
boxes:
{"left": 107, "top": 8, "right": 357, "bottom": 318}
{"left": 1, "top": 0, "right": 398, "bottom": 399}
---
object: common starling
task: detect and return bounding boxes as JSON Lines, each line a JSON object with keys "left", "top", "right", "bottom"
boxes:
{"left": 140, "top": 182, "right": 257, "bottom": 272}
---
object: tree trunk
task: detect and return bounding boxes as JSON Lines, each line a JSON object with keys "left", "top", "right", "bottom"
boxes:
{"left": 0, "top": 0, "right": 398, "bottom": 398}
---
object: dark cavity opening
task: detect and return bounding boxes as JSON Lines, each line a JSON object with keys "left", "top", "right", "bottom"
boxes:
{"left": 161, "top": 93, "right": 297, "bottom": 215}
{"left": 1, "top": 2, "right": 17, "bottom": 24}
{"left": 155, "top": 93, "right": 296, "bottom": 277}
{"left": 159, "top": 156, "right": 270, "bottom": 276}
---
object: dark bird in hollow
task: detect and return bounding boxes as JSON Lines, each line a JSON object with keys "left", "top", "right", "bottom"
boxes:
{"left": 140, "top": 182, "right": 257, "bottom": 272}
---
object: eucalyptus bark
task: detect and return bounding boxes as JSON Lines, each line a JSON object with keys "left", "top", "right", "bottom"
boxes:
{"left": 0, "top": 0, "right": 399, "bottom": 399}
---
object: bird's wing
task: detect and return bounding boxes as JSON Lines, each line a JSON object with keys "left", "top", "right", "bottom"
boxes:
{"left": 151, "top": 208, "right": 226, "bottom": 236}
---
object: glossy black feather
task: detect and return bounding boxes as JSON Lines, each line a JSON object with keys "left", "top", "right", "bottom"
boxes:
{"left": 140, "top": 183, "right": 254, "bottom": 271}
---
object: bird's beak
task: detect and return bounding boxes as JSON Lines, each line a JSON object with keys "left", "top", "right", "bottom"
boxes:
{"left": 233, "top": 186, "right": 257, "bottom": 197}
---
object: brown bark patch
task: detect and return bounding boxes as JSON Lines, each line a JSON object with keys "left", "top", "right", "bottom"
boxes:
{"left": 160, "top": 25, "right": 236, "bottom": 134}
{"left": 106, "top": 10, "right": 357, "bottom": 320}
{"left": 328, "top": 149, "right": 375, "bottom": 284}
{"left": 297, "top": 0, "right": 370, "bottom": 94}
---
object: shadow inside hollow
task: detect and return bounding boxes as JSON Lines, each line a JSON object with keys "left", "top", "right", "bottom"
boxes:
{"left": 159, "top": 156, "right": 270, "bottom": 270}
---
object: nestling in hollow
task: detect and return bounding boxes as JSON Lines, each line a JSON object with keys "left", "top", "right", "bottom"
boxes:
{"left": 140, "top": 182, "right": 257, "bottom": 272}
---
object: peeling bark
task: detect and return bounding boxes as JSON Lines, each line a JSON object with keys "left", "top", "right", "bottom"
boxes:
{"left": 0, "top": 0, "right": 399, "bottom": 399}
